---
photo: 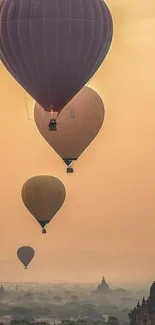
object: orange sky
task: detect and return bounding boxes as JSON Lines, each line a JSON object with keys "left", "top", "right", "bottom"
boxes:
{"left": 0, "top": 0, "right": 155, "bottom": 284}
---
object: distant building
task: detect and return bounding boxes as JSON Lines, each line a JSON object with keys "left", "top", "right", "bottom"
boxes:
{"left": 71, "top": 295, "right": 79, "bottom": 302}
{"left": 128, "top": 281, "right": 155, "bottom": 324}
{"left": 107, "top": 317, "right": 119, "bottom": 325}
{"left": 102, "top": 315, "right": 109, "bottom": 322}
{"left": 0, "top": 316, "right": 12, "bottom": 324}
{"left": 33, "top": 317, "right": 61, "bottom": 325}
{"left": 92, "top": 276, "right": 110, "bottom": 295}
{"left": 0, "top": 285, "right": 4, "bottom": 293}
{"left": 0, "top": 285, "right": 5, "bottom": 298}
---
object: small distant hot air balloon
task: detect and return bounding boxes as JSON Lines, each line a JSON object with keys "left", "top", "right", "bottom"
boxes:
{"left": 34, "top": 87, "right": 104, "bottom": 173}
{"left": 21, "top": 175, "right": 66, "bottom": 233}
{"left": 17, "top": 246, "right": 35, "bottom": 269}
{"left": 0, "top": 0, "right": 113, "bottom": 127}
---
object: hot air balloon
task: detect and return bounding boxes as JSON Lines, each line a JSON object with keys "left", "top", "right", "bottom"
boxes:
{"left": 21, "top": 175, "right": 66, "bottom": 233}
{"left": 34, "top": 86, "right": 104, "bottom": 173}
{"left": 0, "top": 0, "right": 113, "bottom": 126}
{"left": 17, "top": 246, "right": 35, "bottom": 269}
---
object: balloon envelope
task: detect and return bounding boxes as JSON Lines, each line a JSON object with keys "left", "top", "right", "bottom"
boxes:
{"left": 21, "top": 175, "right": 66, "bottom": 232}
{"left": 0, "top": 0, "right": 113, "bottom": 112}
{"left": 0, "top": 0, "right": 4, "bottom": 11}
{"left": 34, "top": 86, "right": 104, "bottom": 168}
{"left": 17, "top": 246, "right": 35, "bottom": 268}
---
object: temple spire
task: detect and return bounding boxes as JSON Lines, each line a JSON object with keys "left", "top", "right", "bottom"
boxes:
{"left": 102, "top": 276, "right": 106, "bottom": 284}
{"left": 129, "top": 282, "right": 155, "bottom": 324}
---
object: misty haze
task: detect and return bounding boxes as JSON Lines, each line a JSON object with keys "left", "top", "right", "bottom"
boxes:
{"left": 0, "top": 277, "right": 152, "bottom": 325}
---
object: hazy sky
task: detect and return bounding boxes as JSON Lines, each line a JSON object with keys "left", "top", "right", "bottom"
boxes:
{"left": 0, "top": 0, "right": 155, "bottom": 284}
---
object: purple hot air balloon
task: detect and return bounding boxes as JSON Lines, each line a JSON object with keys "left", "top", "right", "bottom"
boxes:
{"left": 0, "top": 0, "right": 3, "bottom": 11}
{"left": 0, "top": 0, "right": 113, "bottom": 117}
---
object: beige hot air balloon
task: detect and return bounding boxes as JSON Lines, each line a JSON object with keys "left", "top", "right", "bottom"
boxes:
{"left": 21, "top": 175, "right": 66, "bottom": 234}
{"left": 17, "top": 246, "right": 35, "bottom": 269}
{"left": 34, "top": 86, "right": 104, "bottom": 173}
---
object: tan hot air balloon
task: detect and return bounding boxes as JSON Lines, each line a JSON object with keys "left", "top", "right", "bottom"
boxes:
{"left": 21, "top": 175, "right": 66, "bottom": 234}
{"left": 17, "top": 246, "right": 35, "bottom": 269}
{"left": 34, "top": 86, "right": 105, "bottom": 173}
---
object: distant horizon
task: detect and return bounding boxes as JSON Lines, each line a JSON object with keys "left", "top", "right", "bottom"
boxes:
{"left": 0, "top": 279, "right": 152, "bottom": 287}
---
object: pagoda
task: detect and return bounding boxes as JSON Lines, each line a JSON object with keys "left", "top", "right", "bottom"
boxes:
{"left": 92, "top": 276, "right": 110, "bottom": 295}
